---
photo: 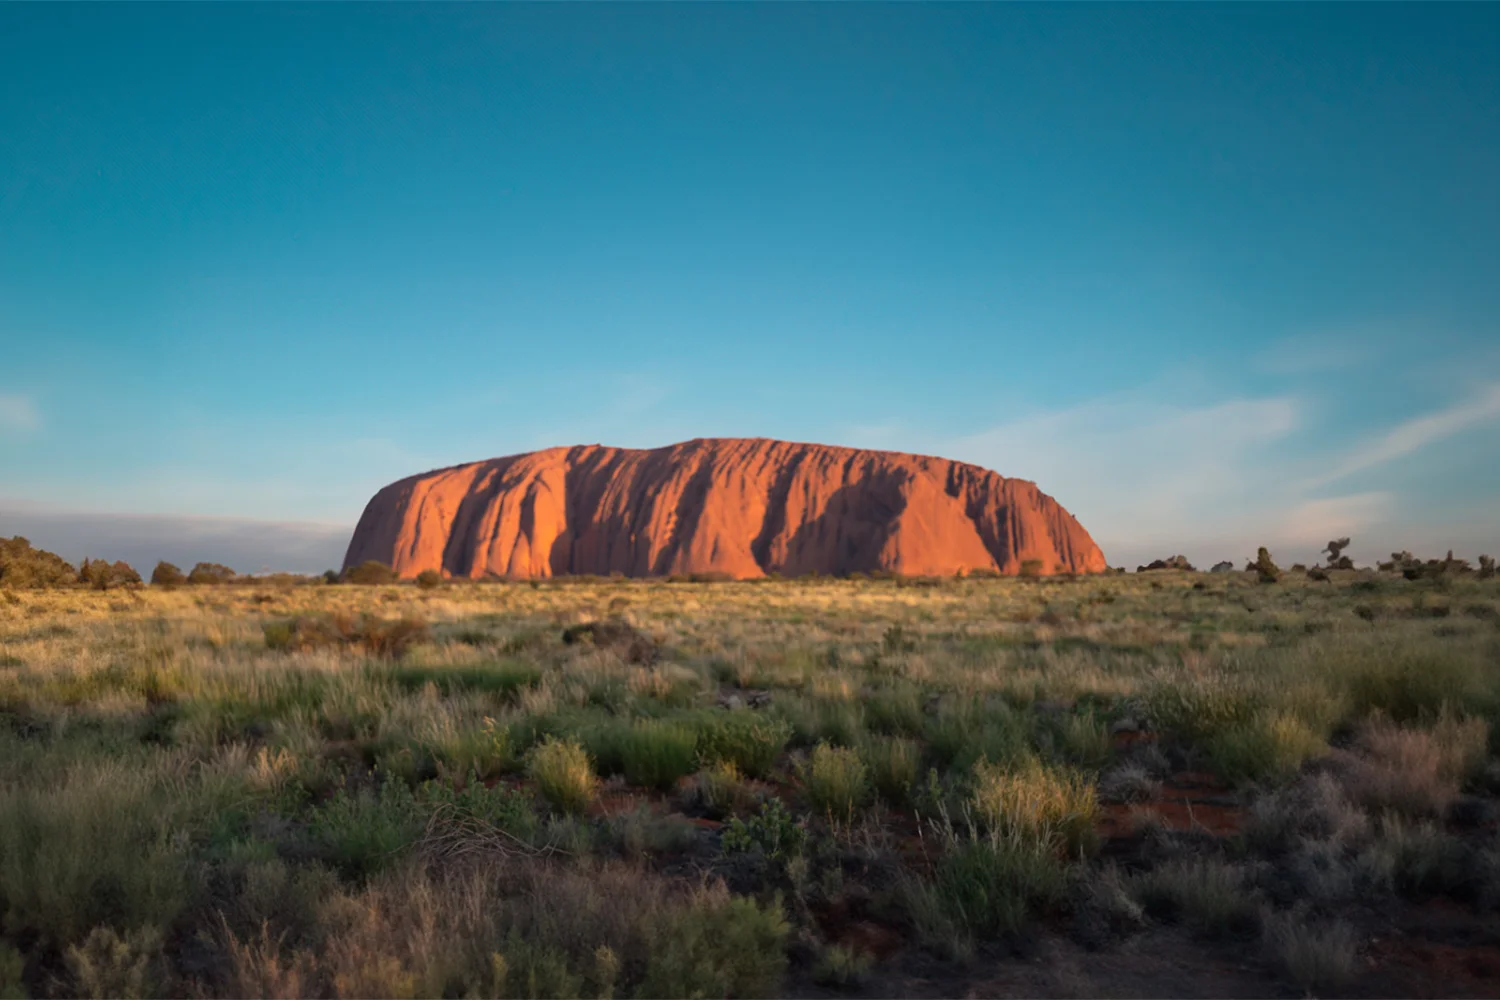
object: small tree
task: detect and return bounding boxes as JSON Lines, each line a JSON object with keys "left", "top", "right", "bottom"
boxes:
{"left": 343, "top": 560, "right": 399, "bottom": 585}
{"left": 1253, "top": 547, "right": 1281, "bottom": 584}
{"left": 0, "top": 538, "right": 77, "bottom": 589}
{"left": 1479, "top": 555, "right": 1495, "bottom": 580}
{"left": 187, "top": 562, "right": 237, "bottom": 585}
{"left": 150, "top": 561, "right": 186, "bottom": 587}
{"left": 78, "top": 558, "right": 141, "bottom": 590}
{"left": 1322, "top": 537, "right": 1353, "bottom": 570}
{"left": 1018, "top": 559, "right": 1044, "bottom": 580}
{"left": 415, "top": 569, "right": 442, "bottom": 590}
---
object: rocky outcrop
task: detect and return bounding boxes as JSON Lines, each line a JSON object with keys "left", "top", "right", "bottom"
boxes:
{"left": 343, "top": 438, "right": 1106, "bottom": 580}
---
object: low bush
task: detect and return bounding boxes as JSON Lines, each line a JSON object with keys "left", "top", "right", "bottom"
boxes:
{"left": 802, "top": 743, "right": 870, "bottom": 821}
{"left": 862, "top": 735, "right": 920, "bottom": 806}
{"left": 1344, "top": 714, "right": 1488, "bottom": 816}
{"left": 722, "top": 798, "right": 805, "bottom": 862}
{"left": 150, "top": 561, "right": 186, "bottom": 587}
{"left": 264, "top": 612, "right": 429, "bottom": 659}
{"left": 694, "top": 711, "right": 791, "bottom": 778}
{"left": 311, "top": 778, "right": 425, "bottom": 880}
{"left": 528, "top": 737, "right": 597, "bottom": 815}
{"left": 342, "top": 560, "right": 399, "bottom": 585}
{"left": 637, "top": 890, "right": 789, "bottom": 999}
{"left": 925, "top": 837, "right": 1069, "bottom": 939}
{"left": 0, "top": 536, "right": 77, "bottom": 588}
{"left": 620, "top": 720, "right": 699, "bottom": 791}
{"left": 972, "top": 755, "right": 1099, "bottom": 856}
{"left": 1263, "top": 912, "right": 1358, "bottom": 994}
{"left": 415, "top": 569, "right": 443, "bottom": 589}
{"left": 693, "top": 760, "right": 750, "bottom": 819}
{"left": 187, "top": 562, "right": 236, "bottom": 585}
{"left": 1131, "top": 858, "right": 1261, "bottom": 940}
{"left": 0, "top": 762, "right": 193, "bottom": 945}
{"left": 1206, "top": 713, "right": 1326, "bottom": 786}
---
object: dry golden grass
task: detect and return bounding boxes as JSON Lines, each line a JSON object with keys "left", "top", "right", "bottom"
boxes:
{"left": 0, "top": 569, "right": 1496, "bottom": 997}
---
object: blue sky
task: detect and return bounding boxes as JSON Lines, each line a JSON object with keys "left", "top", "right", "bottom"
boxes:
{"left": 2, "top": 3, "right": 1497, "bottom": 572}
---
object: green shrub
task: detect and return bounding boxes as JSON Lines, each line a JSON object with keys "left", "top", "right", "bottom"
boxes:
{"left": 803, "top": 743, "right": 870, "bottom": 821}
{"left": 1333, "top": 641, "right": 1493, "bottom": 722}
{"left": 1130, "top": 858, "right": 1260, "bottom": 939}
{"left": 621, "top": 720, "right": 699, "bottom": 791}
{"left": 0, "top": 763, "right": 193, "bottom": 944}
{"left": 925, "top": 703, "right": 1031, "bottom": 772}
{"left": 1144, "top": 677, "right": 1263, "bottom": 745}
{"left": 423, "top": 778, "right": 537, "bottom": 837}
{"left": 862, "top": 736, "right": 920, "bottom": 806}
{"left": 1046, "top": 710, "right": 1112, "bottom": 771}
{"left": 694, "top": 711, "right": 791, "bottom": 778}
{"left": 415, "top": 569, "right": 443, "bottom": 589}
{"left": 693, "top": 760, "right": 750, "bottom": 819}
{"left": 864, "top": 684, "right": 926, "bottom": 737}
{"left": 424, "top": 716, "right": 514, "bottom": 782}
{"left": 1206, "top": 713, "right": 1326, "bottom": 787}
{"left": 528, "top": 737, "right": 597, "bottom": 815}
{"left": 722, "top": 798, "right": 805, "bottom": 861}
{"left": 387, "top": 661, "right": 540, "bottom": 698}
{"left": 972, "top": 756, "right": 1099, "bottom": 856}
{"left": 926, "top": 837, "right": 1068, "bottom": 938}
{"left": 311, "top": 778, "right": 425, "bottom": 880}
{"left": 637, "top": 891, "right": 789, "bottom": 999}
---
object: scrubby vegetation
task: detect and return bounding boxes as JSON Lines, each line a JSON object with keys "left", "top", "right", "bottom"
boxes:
{"left": 0, "top": 564, "right": 1499, "bottom": 996}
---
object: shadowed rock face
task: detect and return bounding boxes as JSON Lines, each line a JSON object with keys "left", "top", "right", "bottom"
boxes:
{"left": 342, "top": 438, "right": 1107, "bottom": 579}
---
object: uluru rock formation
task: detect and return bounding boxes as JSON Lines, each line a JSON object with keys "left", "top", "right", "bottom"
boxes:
{"left": 343, "top": 438, "right": 1107, "bottom": 580}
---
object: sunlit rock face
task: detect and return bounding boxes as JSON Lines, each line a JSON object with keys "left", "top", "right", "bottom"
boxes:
{"left": 343, "top": 438, "right": 1107, "bottom": 580}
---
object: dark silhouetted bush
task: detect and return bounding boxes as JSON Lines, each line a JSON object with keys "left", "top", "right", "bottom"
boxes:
{"left": 1254, "top": 547, "right": 1281, "bottom": 584}
{"left": 1137, "top": 555, "right": 1195, "bottom": 572}
{"left": 78, "top": 559, "right": 142, "bottom": 590}
{"left": 187, "top": 562, "right": 237, "bottom": 585}
{"left": 1323, "top": 537, "right": 1354, "bottom": 570}
{"left": 415, "top": 569, "right": 443, "bottom": 589}
{"left": 0, "top": 537, "right": 77, "bottom": 589}
{"left": 1479, "top": 555, "right": 1496, "bottom": 580}
{"left": 1019, "top": 559, "right": 1045, "bottom": 579}
{"left": 342, "top": 560, "right": 399, "bottom": 585}
{"left": 150, "top": 561, "right": 186, "bottom": 587}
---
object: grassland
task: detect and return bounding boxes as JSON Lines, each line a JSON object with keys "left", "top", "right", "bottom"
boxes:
{"left": 1, "top": 568, "right": 1498, "bottom": 998}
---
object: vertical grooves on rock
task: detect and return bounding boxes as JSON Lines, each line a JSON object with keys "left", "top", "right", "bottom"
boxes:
{"left": 344, "top": 438, "right": 1106, "bottom": 579}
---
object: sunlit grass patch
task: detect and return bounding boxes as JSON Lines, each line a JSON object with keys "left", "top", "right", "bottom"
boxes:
{"left": 972, "top": 755, "right": 1099, "bottom": 856}
{"left": 527, "top": 736, "right": 597, "bottom": 815}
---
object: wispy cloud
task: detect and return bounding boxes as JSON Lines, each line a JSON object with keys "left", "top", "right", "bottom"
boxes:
{"left": 949, "top": 391, "right": 1302, "bottom": 560}
{"left": 1307, "top": 382, "right": 1500, "bottom": 489}
{"left": 0, "top": 393, "right": 40, "bottom": 434}
{"left": 943, "top": 378, "right": 1497, "bottom": 570}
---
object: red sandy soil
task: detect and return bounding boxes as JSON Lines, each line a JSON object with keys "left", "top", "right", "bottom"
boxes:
{"left": 342, "top": 438, "right": 1106, "bottom": 580}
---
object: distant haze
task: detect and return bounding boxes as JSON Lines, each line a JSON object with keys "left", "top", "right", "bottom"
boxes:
{"left": 0, "top": 506, "right": 349, "bottom": 577}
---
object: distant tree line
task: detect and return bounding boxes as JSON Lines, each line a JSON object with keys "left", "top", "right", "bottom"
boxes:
{"left": 3, "top": 534, "right": 1496, "bottom": 590}
{"left": 1129, "top": 538, "right": 1496, "bottom": 583}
